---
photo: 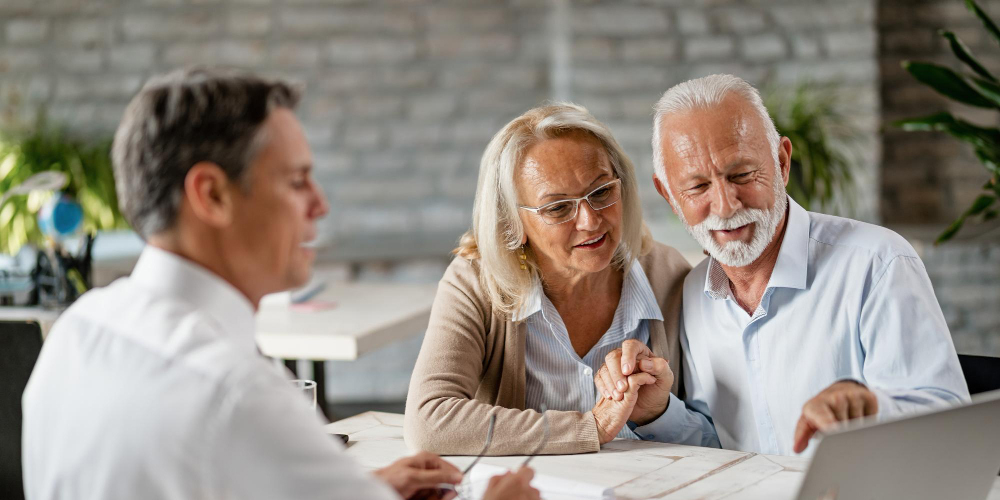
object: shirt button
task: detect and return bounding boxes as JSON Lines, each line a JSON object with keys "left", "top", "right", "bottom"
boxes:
{"left": 584, "top": 367, "right": 593, "bottom": 376}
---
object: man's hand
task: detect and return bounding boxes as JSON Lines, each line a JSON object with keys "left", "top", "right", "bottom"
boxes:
{"left": 374, "top": 451, "right": 462, "bottom": 500}
{"left": 792, "top": 381, "right": 879, "bottom": 453}
{"left": 594, "top": 339, "right": 674, "bottom": 426}
{"left": 482, "top": 467, "right": 541, "bottom": 500}
{"left": 592, "top": 371, "right": 654, "bottom": 443}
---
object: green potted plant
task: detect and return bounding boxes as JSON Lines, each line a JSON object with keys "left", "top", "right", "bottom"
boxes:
{"left": 895, "top": 0, "right": 1000, "bottom": 244}
{"left": 0, "top": 119, "right": 129, "bottom": 256}
{"left": 765, "top": 82, "right": 865, "bottom": 215}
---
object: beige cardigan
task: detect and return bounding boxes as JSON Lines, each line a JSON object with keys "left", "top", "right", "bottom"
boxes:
{"left": 404, "top": 241, "right": 692, "bottom": 455}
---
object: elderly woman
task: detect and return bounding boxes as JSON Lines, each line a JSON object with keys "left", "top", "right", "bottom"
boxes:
{"left": 404, "top": 103, "right": 691, "bottom": 455}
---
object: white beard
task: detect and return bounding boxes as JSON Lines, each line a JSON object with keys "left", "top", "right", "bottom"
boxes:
{"left": 680, "top": 180, "right": 788, "bottom": 268}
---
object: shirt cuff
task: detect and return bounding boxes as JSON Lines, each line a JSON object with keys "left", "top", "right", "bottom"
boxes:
{"left": 630, "top": 393, "right": 685, "bottom": 441}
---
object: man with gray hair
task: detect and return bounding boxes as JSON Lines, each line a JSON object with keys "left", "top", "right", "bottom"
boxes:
{"left": 594, "top": 74, "right": 969, "bottom": 456}
{"left": 22, "top": 68, "right": 537, "bottom": 500}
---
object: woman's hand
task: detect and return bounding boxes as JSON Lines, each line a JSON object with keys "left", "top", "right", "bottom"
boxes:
{"left": 592, "top": 372, "right": 653, "bottom": 444}
{"left": 374, "top": 451, "right": 462, "bottom": 499}
{"left": 594, "top": 339, "right": 674, "bottom": 426}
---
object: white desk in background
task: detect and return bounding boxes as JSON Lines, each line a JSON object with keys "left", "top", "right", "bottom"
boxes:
{"left": 255, "top": 278, "right": 438, "bottom": 415}
{"left": 325, "top": 412, "right": 1000, "bottom": 500}
{"left": 0, "top": 307, "right": 61, "bottom": 336}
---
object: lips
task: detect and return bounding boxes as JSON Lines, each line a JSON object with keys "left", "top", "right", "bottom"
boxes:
{"left": 574, "top": 233, "right": 607, "bottom": 249}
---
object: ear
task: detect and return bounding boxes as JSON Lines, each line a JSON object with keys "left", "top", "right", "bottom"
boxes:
{"left": 182, "top": 162, "right": 236, "bottom": 228}
{"left": 520, "top": 233, "right": 528, "bottom": 246}
{"left": 652, "top": 174, "right": 678, "bottom": 216}
{"left": 778, "top": 136, "right": 793, "bottom": 188}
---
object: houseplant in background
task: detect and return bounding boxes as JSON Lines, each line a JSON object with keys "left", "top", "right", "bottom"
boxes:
{"left": 0, "top": 118, "right": 130, "bottom": 304}
{"left": 0, "top": 118, "right": 128, "bottom": 256}
{"left": 764, "top": 82, "right": 865, "bottom": 216}
{"left": 895, "top": 0, "right": 1000, "bottom": 244}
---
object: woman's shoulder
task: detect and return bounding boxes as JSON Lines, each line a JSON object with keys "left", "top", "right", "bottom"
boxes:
{"left": 440, "top": 256, "right": 491, "bottom": 308}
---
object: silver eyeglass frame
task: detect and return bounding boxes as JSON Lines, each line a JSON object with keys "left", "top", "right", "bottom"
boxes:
{"left": 517, "top": 178, "right": 622, "bottom": 225}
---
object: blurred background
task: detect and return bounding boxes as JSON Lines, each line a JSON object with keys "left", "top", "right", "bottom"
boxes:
{"left": 1, "top": 0, "right": 998, "bottom": 417}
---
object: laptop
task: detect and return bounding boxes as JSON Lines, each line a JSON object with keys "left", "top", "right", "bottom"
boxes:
{"left": 796, "top": 389, "right": 1000, "bottom": 500}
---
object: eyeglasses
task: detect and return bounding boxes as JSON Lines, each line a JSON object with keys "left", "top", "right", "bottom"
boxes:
{"left": 518, "top": 179, "right": 622, "bottom": 225}
{"left": 437, "top": 407, "right": 550, "bottom": 499}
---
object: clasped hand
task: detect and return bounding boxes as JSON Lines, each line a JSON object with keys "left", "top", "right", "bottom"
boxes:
{"left": 591, "top": 339, "right": 675, "bottom": 444}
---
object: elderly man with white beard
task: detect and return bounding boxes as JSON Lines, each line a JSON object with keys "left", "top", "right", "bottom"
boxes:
{"left": 592, "top": 74, "right": 970, "bottom": 456}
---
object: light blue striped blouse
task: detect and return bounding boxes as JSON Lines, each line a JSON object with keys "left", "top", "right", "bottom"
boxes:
{"left": 515, "top": 260, "right": 663, "bottom": 440}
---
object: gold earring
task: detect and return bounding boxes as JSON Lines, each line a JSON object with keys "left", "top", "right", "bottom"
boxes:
{"left": 519, "top": 245, "right": 528, "bottom": 270}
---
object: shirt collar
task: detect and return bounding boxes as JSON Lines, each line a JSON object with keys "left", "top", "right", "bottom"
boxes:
{"left": 513, "top": 259, "right": 664, "bottom": 326}
{"left": 129, "top": 245, "right": 257, "bottom": 352}
{"left": 703, "top": 195, "right": 810, "bottom": 300}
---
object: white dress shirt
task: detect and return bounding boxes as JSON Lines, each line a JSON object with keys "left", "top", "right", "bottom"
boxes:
{"left": 22, "top": 246, "right": 399, "bottom": 500}
{"left": 518, "top": 260, "right": 662, "bottom": 440}
{"left": 635, "top": 197, "right": 970, "bottom": 456}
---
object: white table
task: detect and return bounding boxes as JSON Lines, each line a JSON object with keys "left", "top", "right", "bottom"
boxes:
{"left": 0, "top": 306, "right": 62, "bottom": 336}
{"left": 325, "top": 412, "right": 1000, "bottom": 500}
{"left": 255, "top": 281, "right": 437, "bottom": 361}
{"left": 256, "top": 279, "right": 437, "bottom": 416}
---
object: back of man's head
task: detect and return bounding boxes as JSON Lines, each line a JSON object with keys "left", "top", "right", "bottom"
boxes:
{"left": 111, "top": 68, "right": 301, "bottom": 238}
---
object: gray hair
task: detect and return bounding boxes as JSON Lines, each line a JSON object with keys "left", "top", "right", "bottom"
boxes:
{"left": 111, "top": 67, "right": 302, "bottom": 237}
{"left": 455, "top": 102, "right": 651, "bottom": 316}
{"left": 651, "top": 74, "right": 780, "bottom": 205}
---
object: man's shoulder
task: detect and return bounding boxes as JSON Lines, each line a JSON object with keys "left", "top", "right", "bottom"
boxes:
{"left": 54, "top": 277, "right": 259, "bottom": 385}
{"left": 807, "top": 211, "right": 919, "bottom": 263}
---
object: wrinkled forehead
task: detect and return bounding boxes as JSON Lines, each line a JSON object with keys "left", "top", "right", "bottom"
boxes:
{"left": 516, "top": 130, "right": 613, "bottom": 200}
{"left": 657, "top": 95, "right": 771, "bottom": 172}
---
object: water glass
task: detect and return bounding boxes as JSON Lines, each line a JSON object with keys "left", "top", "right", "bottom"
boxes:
{"left": 290, "top": 379, "right": 317, "bottom": 410}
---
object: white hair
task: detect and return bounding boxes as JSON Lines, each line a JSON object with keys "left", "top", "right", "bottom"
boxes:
{"left": 455, "top": 103, "right": 651, "bottom": 316}
{"left": 651, "top": 74, "right": 781, "bottom": 208}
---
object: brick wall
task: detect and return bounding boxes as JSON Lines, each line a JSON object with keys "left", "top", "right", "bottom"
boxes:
{"left": 0, "top": 0, "right": 882, "bottom": 243}
{"left": 879, "top": 0, "right": 1000, "bottom": 224}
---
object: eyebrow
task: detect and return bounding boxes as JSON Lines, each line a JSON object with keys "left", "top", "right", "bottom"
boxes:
{"left": 286, "top": 163, "right": 313, "bottom": 174}
{"left": 680, "top": 158, "right": 756, "bottom": 186}
{"left": 539, "top": 172, "right": 612, "bottom": 201}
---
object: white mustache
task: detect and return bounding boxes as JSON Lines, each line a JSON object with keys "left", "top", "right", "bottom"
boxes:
{"left": 696, "top": 209, "right": 766, "bottom": 232}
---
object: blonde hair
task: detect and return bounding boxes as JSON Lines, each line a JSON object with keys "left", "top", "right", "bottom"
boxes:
{"left": 455, "top": 102, "right": 651, "bottom": 316}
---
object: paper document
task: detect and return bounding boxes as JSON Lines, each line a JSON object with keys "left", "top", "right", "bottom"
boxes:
{"left": 466, "top": 463, "right": 614, "bottom": 500}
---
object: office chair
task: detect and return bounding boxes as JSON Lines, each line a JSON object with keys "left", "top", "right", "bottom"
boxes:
{"left": 0, "top": 320, "right": 43, "bottom": 500}
{"left": 958, "top": 353, "right": 1000, "bottom": 396}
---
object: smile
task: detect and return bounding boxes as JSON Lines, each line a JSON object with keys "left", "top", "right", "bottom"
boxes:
{"left": 574, "top": 233, "right": 607, "bottom": 249}
{"left": 715, "top": 224, "right": 750, "bottom": 234}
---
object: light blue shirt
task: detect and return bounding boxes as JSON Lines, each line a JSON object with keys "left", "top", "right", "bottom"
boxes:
{"left": 517, "top": 260, "right": 663, "bottom": 440}
{"left": 636, "top": 197, "right": 971, "bottom": 456}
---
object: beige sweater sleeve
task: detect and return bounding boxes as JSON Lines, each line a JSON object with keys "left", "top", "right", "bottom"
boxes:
{"left": 404, "top": 258, "right": 600, "bottom": 456}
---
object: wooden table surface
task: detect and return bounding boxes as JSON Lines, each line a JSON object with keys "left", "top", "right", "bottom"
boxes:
{"left": 325, "top": 411, "right": 1000, "bottom": 500}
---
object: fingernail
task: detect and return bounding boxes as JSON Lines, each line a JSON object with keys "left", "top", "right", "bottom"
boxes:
{"left": 622, "top": 363, "right": 630, "bottom": 374}
{"left": 616, "top": 381, "right": 626, "bottom": 391}
{"left": 452, "top": 473, "right": 463, "bottom": 482}
{"left": 604, "top": 391, "right": 611, "bottom": 399}
{"left": 641, "top": 360, "right": 653, "bottom": 370}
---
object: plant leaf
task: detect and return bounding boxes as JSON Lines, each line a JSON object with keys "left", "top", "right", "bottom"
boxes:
{"left": 940, "top": 30, "right": 996, "bottom": 80}
{"left": 936, "top": 193, "right": 997, "bottom": 243}
{"left": 902, "top": 61, "right": 997, "bottom": 108}
{"left": 966, "top": 0, "right": 1000, "bottom": 48}
{"left": 969, "top": 76, "right": 1000, "bottom": 107}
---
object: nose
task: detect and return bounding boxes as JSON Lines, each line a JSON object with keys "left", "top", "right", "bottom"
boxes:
{"left": 575, "top": 200, "right": 601, "bottom": 231}
{"left": 711, "top": 180, "right": 742, "bottom": 219}
{"left": 310, "top": 180, "right": 331, "bottom": 219}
